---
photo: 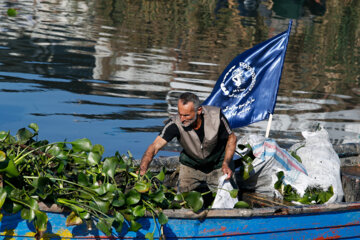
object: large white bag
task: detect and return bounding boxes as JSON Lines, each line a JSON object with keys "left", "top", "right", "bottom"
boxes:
{"left": 289, "top": 126, "right": 344, "bottom": 203}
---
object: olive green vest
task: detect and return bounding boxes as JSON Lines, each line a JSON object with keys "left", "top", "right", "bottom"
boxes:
{"left": 173, "top": 106, "right": 225, "bottom": 172}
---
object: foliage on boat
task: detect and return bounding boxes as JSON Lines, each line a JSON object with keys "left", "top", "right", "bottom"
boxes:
{"left": 274, "top": 171, "right": 334, "bottom": 204}
{"left": 0, "top": 123, "right": 209, "bottom": 239}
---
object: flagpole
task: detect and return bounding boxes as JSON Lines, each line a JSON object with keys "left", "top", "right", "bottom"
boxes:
{"left": 265, "top": 114, "right": 273, "bottom": 138}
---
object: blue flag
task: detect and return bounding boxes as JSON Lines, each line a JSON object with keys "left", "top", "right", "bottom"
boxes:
{"left": 203, "top": 20, "right": 292, "bottom": 129}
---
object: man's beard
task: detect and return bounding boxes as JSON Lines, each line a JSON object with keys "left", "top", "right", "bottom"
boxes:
{"left": 181, "top": 113, "right": 198, "bottom": 128}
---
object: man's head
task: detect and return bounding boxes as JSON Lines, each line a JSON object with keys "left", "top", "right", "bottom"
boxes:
{"left": 178, "top": 92, "right": 202, "bottom": 128}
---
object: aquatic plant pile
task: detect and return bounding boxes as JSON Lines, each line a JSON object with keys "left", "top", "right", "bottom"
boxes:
{"left": 274, "top": 171, "right": 334, "bottom": 204}
{"left": 0, "top": 124, "right": 207, "bottom": 239}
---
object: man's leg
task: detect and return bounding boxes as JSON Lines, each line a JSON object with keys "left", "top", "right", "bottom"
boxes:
{"left": 205, "top": 168, "right": 224, "bottom": 192}
{"left": 177, "top": 164, "right": 206, "bottom": 193}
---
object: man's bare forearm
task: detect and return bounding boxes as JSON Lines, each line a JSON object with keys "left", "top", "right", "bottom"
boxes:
{"left": 223, "top": 133, "right": 237, "bottom": 165}
{"left": 139, "top": 145, "right": 156, "bottom": 174}
{"left": 139, "top": 136, "right": 167, "bottom": 175}
{"left": 222, "top": 133, "right": 237, "bottom": 179}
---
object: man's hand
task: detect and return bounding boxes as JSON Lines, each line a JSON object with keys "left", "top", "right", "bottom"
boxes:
{"left": 139, "top": 167, "right": 147, "bottom": 176}
{"left": 139, "top": 136, "right": 167, "bottom": 176}
{"left": 222, "top": 162, "right": 233, "bottom": 180}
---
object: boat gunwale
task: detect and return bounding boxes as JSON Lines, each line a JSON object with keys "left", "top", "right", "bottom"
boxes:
{"left": 38, "top": 201, "right": 360, "bottom": 219}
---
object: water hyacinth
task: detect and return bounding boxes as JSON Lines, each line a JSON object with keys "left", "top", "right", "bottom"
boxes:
{"left": 0, "top": 123, "right": 208, "bottom": 239}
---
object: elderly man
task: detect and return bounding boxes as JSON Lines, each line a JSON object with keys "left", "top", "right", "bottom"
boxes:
{"left": 139, "top": 92, "right": 237, "bottom": 193}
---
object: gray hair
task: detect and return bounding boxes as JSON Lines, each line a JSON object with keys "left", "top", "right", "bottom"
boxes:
{"left": 179, "top": 92, "right": 201, "bottom": 110}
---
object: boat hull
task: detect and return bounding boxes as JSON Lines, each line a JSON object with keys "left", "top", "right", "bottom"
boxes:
{"left": 1, "top": 202, "right": 360, "bottom": 239}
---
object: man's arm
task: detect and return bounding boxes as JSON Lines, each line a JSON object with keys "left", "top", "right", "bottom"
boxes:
{"left": 139, "top": 136, "right": 168, "bottom": 175}
{"left": 222, "top": 133, "right": 237, "bottom": 180}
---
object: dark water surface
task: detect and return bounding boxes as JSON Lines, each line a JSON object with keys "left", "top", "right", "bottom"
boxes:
{"left": 0, "top": 0, "right": 359, "bottom": 159}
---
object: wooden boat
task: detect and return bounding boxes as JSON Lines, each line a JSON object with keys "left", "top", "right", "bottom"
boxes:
{"left": 1, "top": 143, "right": 359, "bottom": 239}
{"left": 1, "top": 199, "right": 360, "bottom": 239}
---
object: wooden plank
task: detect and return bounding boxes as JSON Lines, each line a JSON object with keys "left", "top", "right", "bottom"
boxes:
{"left": 342, "top": 166, "right": 360, "bottom": 202}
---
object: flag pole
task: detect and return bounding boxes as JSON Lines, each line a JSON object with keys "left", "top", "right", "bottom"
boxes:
{"left": 265, "top": 114, "right": 273, "bottom": 138}
{"left": 265, "top": 20, "right": 292, "bottom": 139}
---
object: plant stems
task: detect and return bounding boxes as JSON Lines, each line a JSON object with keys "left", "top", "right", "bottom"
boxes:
{"left": 23, "top": 176, "right": 97, "bottom": 194}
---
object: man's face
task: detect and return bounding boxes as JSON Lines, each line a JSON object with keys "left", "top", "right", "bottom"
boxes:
{"left": 178, "top": 100, "right": 201, "bottom": 127}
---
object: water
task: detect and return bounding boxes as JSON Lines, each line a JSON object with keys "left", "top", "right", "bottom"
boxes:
{"left": 0, "top": 0, "right": 359, "bottom": 159}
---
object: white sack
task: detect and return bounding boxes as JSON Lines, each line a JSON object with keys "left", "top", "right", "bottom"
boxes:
{"left": 212, "top": 175, "right": 238, "bottom": 208}
{"left": 289, "top": 126, "right": 344, "bottom": 203}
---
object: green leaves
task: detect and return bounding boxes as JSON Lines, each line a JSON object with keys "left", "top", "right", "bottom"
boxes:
{"left": 34, "top": 210, "right": 48, "bottom": 233}
{"left": 132, "top": 205, "right": 146, "bottom": 217}
{"left": 0, "top": 131, "right": 9, "bottom": 142}
{"left": 28, "top": 123, "right": 39, "bottom": 133}
{"left": 87, "top": 152, "right": 101, "bottom": 166}
{"left": 274, "top": 171, "right": 284, "bottom": 190}
{"left": 20, "top": 198, "right": 39, "bottom": 221}
{"left": 92, "top": 144, "right": 105, "bottom": 155}
{"left": 0, "top": 124, "right": 214, "bottom": 237}
{"left": 126, "top": 190, "right": 141, "bottom": 205}
{"left": 291, "top": 151, "right": 302, "bottom": 163}
{"left": 112, "top": 191, "right": 126, "bottom": 207}
{"left": 242, "top": 163, "right": 253, "bottom": 180}
{"left": 129, "top": 220, "right": 142, "bottom": 232}
{"left": 78, "top": 173, "right": 90, "bottom": 186}
{"left": 317, "top": 187, "right": 333, "bottom": 204}
{"left": 158, "top": 212, "right": 168, "bottom": 225}
{"left": 66, "top": 211, "right": 83, "bottom": 226}
{"left": 230, "top": 189, "right": 238, "bottom": 199}
{"left": 274, "top": 171, "right": 334, "bottom": 204}
{"left": 0, "top": 188, "right": 7, "bottom": 208}
{"left": 47, "top": 144, "right": 68, "bottom": 160}
{"left": 183, "top": 191, "right": 203, "bottom": 212}
{"left": 234, "top": 201, "right": 250, "bottom": 209}
{"left": 71, "top": 138, "right": 92, "bottom": 152}
{"left": 237, "top": 144, "right": 255, "bottom": 180}
{"left": 96, "top": 218, "right": 114, "bottom": 236}
{"left": 0, "top": 151, "right": 6, "bottom": 162}
{"left": 154, "top": 167, "right": 166, "bottom": 181}
{"left": 32, "top": 176, "right": 53, "bottom": 200}
{"left": 102, "top": 157, "right": 119, "bottom": 179}
{"left": 134, "top": 181, "right": 150, "bottom": 193}
{"left": 145, "top": 232, "right": 154, "bottom": 240}
{"left": 16, "top": 128, "right": 34, "bottom": 144}
{"left": 7, "top": 8, "right": 18, "bottom": 17}
{"left": 15, "top": 123, "right": 38, "bottom": 144}
{"left": 90, "top": 198, "right": 110, "bottom": 213}
{"left": 113, "top": 211, "right": 124, "bottom": 232}
{"left": 150, "top": 189, "right": 165, "bottom": 203}
{"left": 0, "top": 158, "right": 19, "bottom": 177}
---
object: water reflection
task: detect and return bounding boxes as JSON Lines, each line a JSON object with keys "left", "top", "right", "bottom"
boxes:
{"left": 0, "top": 0, "right": 359, "bottom": 159}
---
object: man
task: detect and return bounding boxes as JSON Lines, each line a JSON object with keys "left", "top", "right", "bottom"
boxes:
{"left": 139, "top": 92, "right": 237, "bottom": 193}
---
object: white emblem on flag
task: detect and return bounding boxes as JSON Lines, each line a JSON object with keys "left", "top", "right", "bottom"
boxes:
{"left": 220, "top": 62, "right": 256, "bottom": 98}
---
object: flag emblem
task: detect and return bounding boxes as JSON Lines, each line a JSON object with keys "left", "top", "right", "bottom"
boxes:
{"left": 220, "top": 62, "right": 256, "bottom": 99}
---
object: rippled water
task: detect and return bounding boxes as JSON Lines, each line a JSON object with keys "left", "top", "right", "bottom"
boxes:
{"left": 0, "top": 0, "right": 359, "bottom": 159}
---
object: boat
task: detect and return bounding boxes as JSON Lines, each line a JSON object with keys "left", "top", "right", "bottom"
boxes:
{"left": 1, "top": 143, "right": 359, "bottom": 239}
{"left": 1, "top": 199, "right": 360, "bottom": 239}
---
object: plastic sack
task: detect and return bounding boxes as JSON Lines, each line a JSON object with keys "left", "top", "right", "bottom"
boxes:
{"left": 212, "top": 175, "right": 238, "bottom": 208}
{"left": 289, "top": 126, "right": 344, "bottom": 203}
{"left": 235, "top": 134, "right": 308, "bottom": 198}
